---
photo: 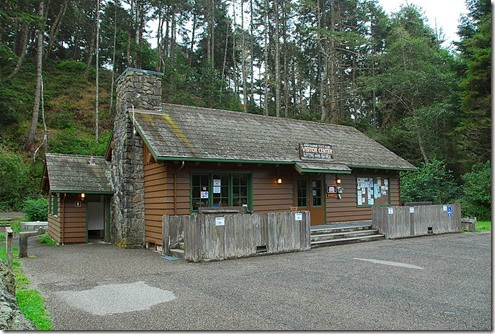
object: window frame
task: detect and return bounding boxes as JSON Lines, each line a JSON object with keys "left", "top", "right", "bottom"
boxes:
{"left": 190, "top": 172, "right": 253, "bottom": 213}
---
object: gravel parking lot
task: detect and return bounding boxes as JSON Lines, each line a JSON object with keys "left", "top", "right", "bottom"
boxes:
{"left": 21, "top": 232, "right": 491, "bottom": 330}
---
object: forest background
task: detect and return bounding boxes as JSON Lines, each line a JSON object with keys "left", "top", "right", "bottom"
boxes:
{"left": 0, "top": 0, "right": 491, "bottom": 219}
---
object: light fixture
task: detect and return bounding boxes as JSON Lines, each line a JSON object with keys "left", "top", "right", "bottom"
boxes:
{"left": 276, "top": 178, "right": 283, "bottom": 184}
{"left": 81, "top": 193, "right": 86, "bottom": 200}
{"left": 336, "top": 178, "right": 342, "bottom": 184}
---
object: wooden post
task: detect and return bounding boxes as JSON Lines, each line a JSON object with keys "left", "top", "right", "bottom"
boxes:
{"left": 19, "top": 233, "right": 28, "bottom": 258}
{"left": 6, "top": 227, "right": 13, "bottom": 269}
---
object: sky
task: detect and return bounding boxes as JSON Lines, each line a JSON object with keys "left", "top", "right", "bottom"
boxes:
{"left": 378, "top": 0, "right": 468, "bottom": 48}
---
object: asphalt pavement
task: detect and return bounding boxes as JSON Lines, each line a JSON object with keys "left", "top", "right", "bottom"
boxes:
{"left": 21, "top": 232, "right": 492, "bottom": 330}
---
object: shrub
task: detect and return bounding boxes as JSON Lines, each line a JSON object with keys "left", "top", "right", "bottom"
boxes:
{"left": 460, "top": 161, "right": 491, "bottom": 220}
{"left": 400, "top": 159, "right": 459, "bottom": 204}
{"left": 57, "top": 59, "right": 86, "bottom": 73}
{"left": 22, "top": 198, "right": 48, "bottom": 221}
{"left": 0, "top": 147, "right": 27, "bottom": 210}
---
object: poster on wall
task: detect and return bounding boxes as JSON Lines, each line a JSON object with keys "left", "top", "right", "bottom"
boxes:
{"left": 213, "top": 187, "right": 221, "bottom": 194}
{"left": 213, "top": 179, "right": 221, "bottom": 186}
{"left": 201, "top": 191, "right": 209, "bottom": 199}
{"left": 357, "top": 190, "right": 362, "bottom": 205}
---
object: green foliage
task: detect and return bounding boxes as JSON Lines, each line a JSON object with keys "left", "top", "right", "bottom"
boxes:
{"left": 476, "top": 221, "right": 491, "bottom": 232}
{"left": 400, "top": 159, "right": 459, "bottom": 204}
{"left": 22, "top": 198, "right": 48, "bottom": 221}
{"left": 0, "top": 247, "right": 52, "bottom": 330}
{"left": 0, "top": 147, "right": 28, "bottom": 210}
{"left": 38, "top": 233, "right": 58, "bottom": 247}
{"left": 56, "top": 59, "right": 87, "bottom": 73}
{"left": 459, "top": 161, "right": 491, "bottom": 220}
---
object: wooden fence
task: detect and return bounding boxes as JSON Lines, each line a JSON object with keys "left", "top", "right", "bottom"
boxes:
{"left": 163, "top": 211, "right": 311, "bottom": 262}
{"left": 372, "top": 203, "right": 461, "bottom": 239}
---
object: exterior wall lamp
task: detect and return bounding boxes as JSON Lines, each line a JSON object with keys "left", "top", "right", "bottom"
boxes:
{"left": 276, "top": 178, "right": 283, "bottom": 184}
{"left": 336, "top": 178, "right": 342, "bottom": 184}
{"left": 81, "top": 193, "right": 86, "bottom": 201}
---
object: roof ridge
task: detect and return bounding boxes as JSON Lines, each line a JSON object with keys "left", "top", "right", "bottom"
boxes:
{"left": 161, "top": 103, "right": 357, "bottom": 130}
{"left": 46, "top": 153, "right": 107, "bottom": 159}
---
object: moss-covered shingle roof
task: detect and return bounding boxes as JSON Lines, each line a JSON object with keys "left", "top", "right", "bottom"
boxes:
{"left": 133, "top": 103, "right": 415, "bottom": 171}
{"left": 45, "top": 153, "right": 113, "bottom": 193}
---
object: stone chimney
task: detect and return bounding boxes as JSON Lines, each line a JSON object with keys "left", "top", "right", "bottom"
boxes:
{"left": 111, "top": 68, "right": 163, "bottom": 248}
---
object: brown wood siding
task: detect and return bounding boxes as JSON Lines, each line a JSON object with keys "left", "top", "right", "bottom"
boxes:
{"left": 253, "top": 170, "right": 293, "bottom": 212}
{"left": 325, "top": 171, "right": 400, "bottom": 224}
{"left": 62, "top": 194, "right": 86, "bottom": 243}
{"left": 48, "top": 215, "right": 61, "bottom": 243}
{"left": 144, "top": 162, "right": 167, "bottom": 245}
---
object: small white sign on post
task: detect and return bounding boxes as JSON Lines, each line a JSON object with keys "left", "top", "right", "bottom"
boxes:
{"left": 294, "top": 213, "right": 303, "bottom": 221}
{"left": 215, "top": 217, "right": 225, "bottom": 226}
{"left": 409, "top": 207, "right": 415, "bottom": 214}
{"left": 388, "top": 208, "right": 394, "bottom": 215}
{"left": 443, "top": 205, "right": 448, "bottom": 212}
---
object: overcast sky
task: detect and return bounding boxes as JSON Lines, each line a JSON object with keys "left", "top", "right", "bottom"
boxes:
{"left": 378, "top": 0, "right": 468, "bottom": 47}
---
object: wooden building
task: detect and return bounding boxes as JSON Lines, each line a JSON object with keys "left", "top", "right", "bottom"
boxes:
{"left": 42, "top": 68, "right": 415, "bottom": 247}
{"left": 42, "top": 154, "right": 113, "bottom": 244}
{"left": 131, "top": 104, "right": 415, "bottom": 248}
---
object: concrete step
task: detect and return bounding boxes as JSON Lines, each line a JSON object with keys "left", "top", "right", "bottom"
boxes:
{"left": 177, "top": 242, "right": 185, "bottom": 250}
{"left": 311, "top": 225, "right": 372, "bottom": 235}
{"left": 311, "top": 234, "right": 385, "bottom": 248}
{"left": 311, "top": 229, "right": 379, "bottom": 242}
{"left": 169, "top": 248, "right": 184, "bottom": 259}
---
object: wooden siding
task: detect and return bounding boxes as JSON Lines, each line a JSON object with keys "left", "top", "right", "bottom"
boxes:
{"left": 48, "top": 195, "right": 62, "bottom": 243}
{"left": 62, "top": 194, "right": 86, "bottom": 243}
{"left": 325, "top": 171, "right": 400, "bottom": 224}
{"left": 144, "top": 162, "right": 167, "bottom": 245}
{"left": 252, "top": 169, "right": 293, "bottom": 212}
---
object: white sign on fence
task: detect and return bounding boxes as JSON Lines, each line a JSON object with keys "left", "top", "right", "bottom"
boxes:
{"left": 215, "top": 217, "right": 225, "bottom": 226}
{"left": 443, "top": 205, "right": 448, "bottom": 212}
{"left": 409, "top": 207, "right": 415, "bottom": 214}
{"left": 388, "top": 208, "right": 394, "bottom": 215}
{"left": 294, "top": 213, "right": 303, "bottom": 221}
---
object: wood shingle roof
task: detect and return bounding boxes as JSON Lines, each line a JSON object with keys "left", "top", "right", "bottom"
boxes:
{"left": 133, "top": 103, "right": 415, "bottom": 171}
{"left": 45, "top": 153, "right": 113, "bottom": 193}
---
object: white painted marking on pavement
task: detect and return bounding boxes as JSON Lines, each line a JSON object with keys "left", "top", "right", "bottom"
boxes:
{"left": 354, "top": 258, "right": 424, "bottom": 270}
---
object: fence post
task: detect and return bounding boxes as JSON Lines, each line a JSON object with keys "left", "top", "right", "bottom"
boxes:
{"left": 5, "top": 227, "right": 13, "bottom": 269}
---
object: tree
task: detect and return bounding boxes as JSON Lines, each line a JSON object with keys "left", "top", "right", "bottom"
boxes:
{"left": 459, "top": 161, "right": 491, "bottom": 220}
{"left": 26, "top": 0, "right": 46, "bottom": 151}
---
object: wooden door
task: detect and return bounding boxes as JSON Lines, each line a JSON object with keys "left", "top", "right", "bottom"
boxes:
{"left": 309, "top": 178, "right": 325, "bottom": 225}
{"left": 295, "top": 177, "right": 325, "bottom": 226}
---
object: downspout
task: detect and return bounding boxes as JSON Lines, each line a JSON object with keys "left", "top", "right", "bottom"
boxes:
{"left": 174, "top": 161, "right": 185, "bottom": 215}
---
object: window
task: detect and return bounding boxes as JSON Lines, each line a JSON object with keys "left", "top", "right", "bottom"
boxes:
{"left": 232, "top": 174, "right": 249, "bottom": 207}
{"left": 51, "top": 193, "right": 58, "bottom": 216}
{"left": 297, "top": 180, "right": 308, "bottom": 207}
{"left": 356, "top": 176, "right": 390, "bottom": 207}
{"left": 191, "top": 173, "right": 251, "bottom": 212}
{"left": 192, "top": 174, "right": 210, "bottom": 210}
{"left": 311, "top": 180, "right": 322, "bottom": 206}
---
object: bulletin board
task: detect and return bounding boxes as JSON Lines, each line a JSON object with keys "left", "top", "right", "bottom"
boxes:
{"left": 356, "top": 176, "right": 389, "bottom": 206}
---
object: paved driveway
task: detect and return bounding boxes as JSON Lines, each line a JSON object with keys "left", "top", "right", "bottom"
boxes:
{"left": 21, "top": 233, "right": 491, "bottom": 330}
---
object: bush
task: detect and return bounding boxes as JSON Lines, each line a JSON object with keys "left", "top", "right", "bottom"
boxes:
{"left": 459, "top": 161, "right": 491, "bottom": 220}
{"left": 22, "top": 198, "right": 48, "bottom": 221}
{"left": 57, "top": 59, "right": 86, "bottom": 73}
{"left": 400, "top": 159, "right": 459, "bottom": 204}
{"left": 0, "top": 147, "right": 28, "bottom": 210}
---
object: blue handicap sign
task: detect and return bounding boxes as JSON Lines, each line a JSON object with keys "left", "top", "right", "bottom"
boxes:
{"left": 447, "top": 206, "right": 452, "bottom": 217}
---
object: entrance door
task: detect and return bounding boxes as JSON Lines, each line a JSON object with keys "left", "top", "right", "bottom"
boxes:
{"left": 87, "top": 200, "right": 104, "bottom": 240}
{"left": 309, "top": 178, "right": 325, "bottom": 225}
{"left": 296, "top": 177, "right": 325, "bottom": 226}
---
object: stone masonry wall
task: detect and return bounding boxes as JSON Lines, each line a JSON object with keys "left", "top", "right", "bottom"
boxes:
{"left": 111, "top": 69, "right": 163, "bottom": 248}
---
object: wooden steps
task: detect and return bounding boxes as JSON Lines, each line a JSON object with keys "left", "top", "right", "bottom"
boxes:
{"left": 311, "top": 224, "right": 384, "bottom": 248}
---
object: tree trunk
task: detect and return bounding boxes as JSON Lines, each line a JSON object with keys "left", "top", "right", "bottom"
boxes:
{"left": 232, "top": 0, "right": 237, "bottom": 94}
{"left": 241, "top": 0, "right": 247, "bottom": 112}
{"left": 7, "top": 22, "right": 29, "bottom": 79}
{"left": 263, "top": 0, "right": 269, "bottom": 116}
{"left": 274, "top": 0, "right": 280, "bottom": 117}
{"left": 109, "top": 0, "right": 118, "bottom": 113}
{"left": 282, "top": 0, "right": 289, "bottom": 117}
{"left": 189, "top": 9, "right": 196, "bottom": 65}
{"left": 95, "top": 0, "right": 100, "bottom": 142}
{"left": 26, "top": 0, "right": 45, "bottom": 151}
{"left": 249, "top": 0, "right": 254, "bottom": 105}
{"left": 84, "top": 23, "right": 96, "bottom": 80}
{"left": 45, "top": 0, "right": 68, "bottom": 60}
{"left": 156, "top": 1, "right": 162, "bottom": 71}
